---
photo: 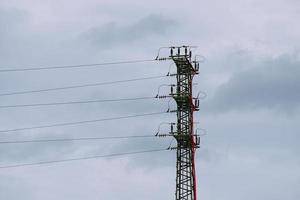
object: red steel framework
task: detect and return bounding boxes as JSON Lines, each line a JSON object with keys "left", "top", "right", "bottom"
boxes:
{"left": 158, "top": 46, "right": 200, "bottom": 200}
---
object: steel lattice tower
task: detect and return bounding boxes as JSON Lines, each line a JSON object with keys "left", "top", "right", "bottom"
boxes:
{"left": 169, "top": 46, "right": 200, "bottom": 200}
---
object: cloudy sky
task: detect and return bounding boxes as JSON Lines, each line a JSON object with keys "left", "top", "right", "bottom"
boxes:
{"left": 0, "top": 0, "right": 299, "bottom": 199}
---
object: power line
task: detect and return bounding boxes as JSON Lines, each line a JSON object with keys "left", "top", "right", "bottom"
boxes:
{"left": 0, "top": 59, "right": 155, "bottom": 73}
{"left": 0, "top": 148, "right": 169, "bottom": 169}
{"left": 0, "top": 75, "right": 166, "bottom": 97}
{"left": 0, "top": 96, "right": 155, "bottom": 109}
{"left": 0, "top": 135, "right": 157, "bottom": 144}
{"left": 0, "top": 111, "right": 167, "bottom": 133}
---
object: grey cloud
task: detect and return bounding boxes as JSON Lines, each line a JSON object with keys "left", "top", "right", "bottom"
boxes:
{"left": 0, "top": 8, "right": 28, "bottom": 35}
{"left": 205, "top": 52, "right": 300, "bottom": 113}
{"left": 0, "top": 8, "right": 29, "bottom": 56}
{"left": 0, "top": 175, "right": 34, "bottom": 199}
{"left": 0, "top": 1, "right": 299, "bottom": 200}
{"left": 83, "top": 14, "right": 178, "bottom": 47}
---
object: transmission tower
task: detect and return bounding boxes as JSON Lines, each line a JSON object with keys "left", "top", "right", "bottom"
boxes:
{"left": 157, "top": 46, "right": 200, "bottom": 200}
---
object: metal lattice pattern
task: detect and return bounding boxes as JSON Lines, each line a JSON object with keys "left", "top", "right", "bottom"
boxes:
{"left": 171, "top": 50, "right": 199, "bottom": 200}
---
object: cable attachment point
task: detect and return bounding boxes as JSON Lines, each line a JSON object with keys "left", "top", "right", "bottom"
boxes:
{"left": 157, "top": 134, "right": 168, "bottom": 137}
{"left": 156, "top": 84, "right": 175, "bottom": 98}
{"left": 155, "top": 122, "right": 175, "bottom": 136}
{"left": 192, "top": 91, "right": 207, "bottom": 110}
{"left": 194, "top": 62, "right": 200, "bottom": 74}
{"left": 167, "top": 109, "right": 177, "bottom": 113}
{"left": 167, "top": 146, "right": 177, "bottom": 150}
{"left": 193, "top": 98, "right": 200, "bottom": 111}
{"left": 195, "top": 135, "right": 201, "bottom": 147}
{"left": 155, "top": 95, "right": 168, "bottom": 99}
{"left": 156, "top": 57, "right": 169, "bottom": 61}
{"left": 167, "top": 73, "right": 177, "bottom": 77}
{"left": 170, "top": 122, "right": 175, "bottom": 134}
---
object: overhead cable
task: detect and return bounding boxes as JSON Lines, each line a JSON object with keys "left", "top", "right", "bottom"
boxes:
{"left": 0, "top": 96, "right": 155, "bottom": 109}
{"left": 0, "top": 75, "right": 166, "bottom": 97}
{"left": 0, "top": 59, "right": 155, "bottom": 73}
{"left": 0, "top": 148, "right": 168, "bottom": 169}
{"left": 0, "top": 135, "right": 157, "bottom": 144}
{"left": 0, "top": 111, "right": 167, "bottom": 133}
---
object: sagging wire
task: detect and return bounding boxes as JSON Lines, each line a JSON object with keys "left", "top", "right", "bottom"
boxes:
{"left": 194, "top": 55, "right": 206, "bottom": 63}
{"left": 195, "top": 128, "right": 207, "bottom": 136}
{"left": 155, "top": 122, "right": 176, "bottom": 136}
{"left": 155, "top": 84, "right": 175, "bottom": 98}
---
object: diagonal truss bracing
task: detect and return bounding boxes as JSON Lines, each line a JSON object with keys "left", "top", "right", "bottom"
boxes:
{"left": 170, "top": 47, "right": 200, "bottom": 200}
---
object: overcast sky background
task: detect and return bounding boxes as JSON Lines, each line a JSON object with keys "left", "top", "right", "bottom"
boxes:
{"left": 0, "top": 0, "right": 299, "bottom": 200}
